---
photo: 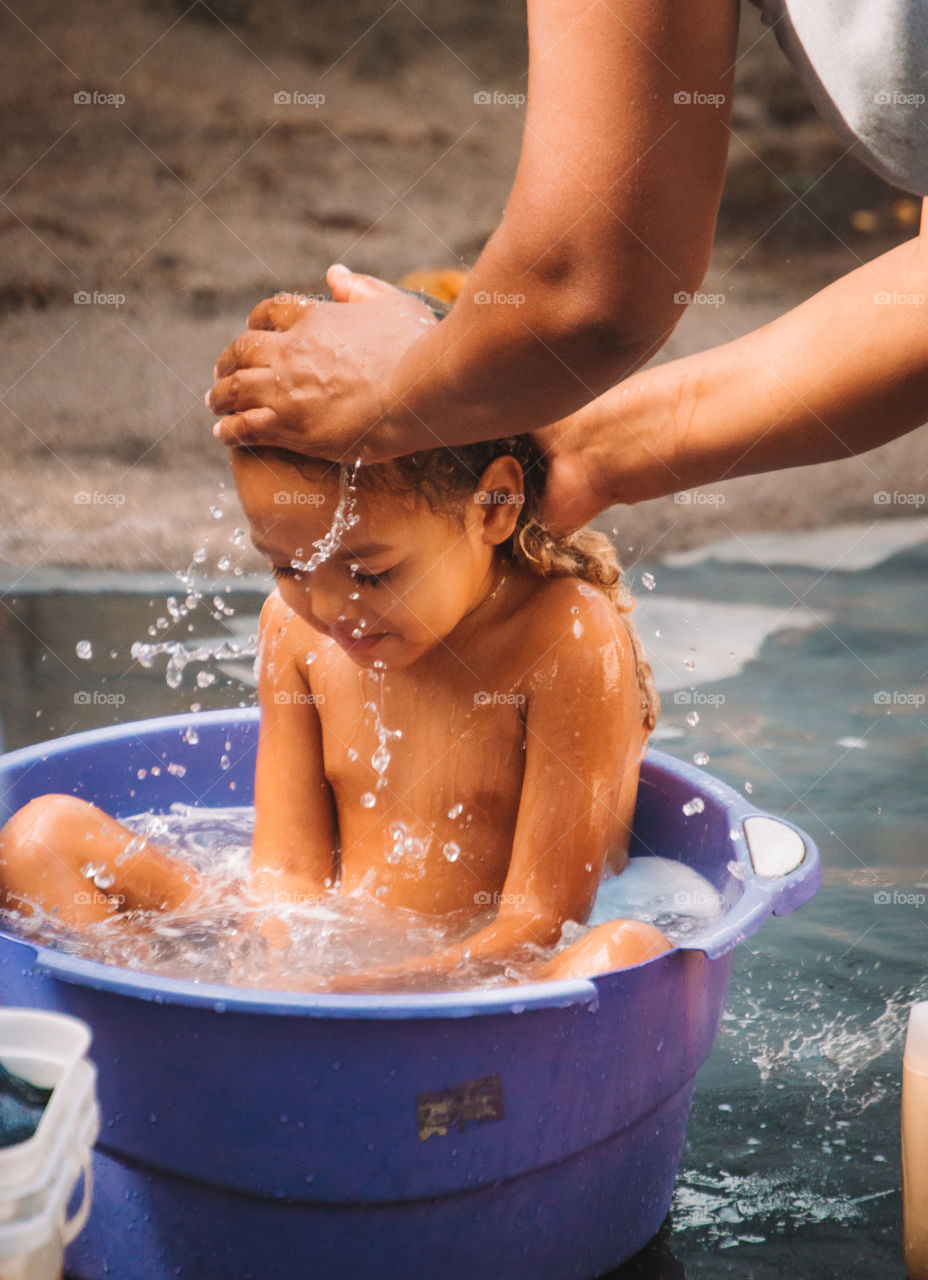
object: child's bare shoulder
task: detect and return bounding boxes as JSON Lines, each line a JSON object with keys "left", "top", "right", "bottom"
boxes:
{"left": 509, "top": 574, "right": 633, "bottom": 672}
{"left": 257, "top": 589, "right": 329, "bottom": 680}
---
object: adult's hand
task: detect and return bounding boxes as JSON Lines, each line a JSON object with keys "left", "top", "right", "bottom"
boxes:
{"left": 206, "top": 265, "right": 439, "bottom": 461}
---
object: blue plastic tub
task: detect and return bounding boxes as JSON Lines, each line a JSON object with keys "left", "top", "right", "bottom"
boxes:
{"left": 0, "top": 709, "right": 820, "bottom": 1279}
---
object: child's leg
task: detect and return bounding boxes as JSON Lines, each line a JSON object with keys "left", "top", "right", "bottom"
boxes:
{"left": 540, "top": 919, "right": 672, "bottom": 981}
{"left": 0, "top": 794, "right": 199, "bottom": 928}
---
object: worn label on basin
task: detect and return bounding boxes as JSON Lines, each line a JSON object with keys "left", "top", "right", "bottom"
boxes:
{"left": 416, "top": 1073, "right": 505, "bottom": 1141}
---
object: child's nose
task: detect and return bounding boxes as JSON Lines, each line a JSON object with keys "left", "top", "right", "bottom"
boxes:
{"left": 305, "top": 578, "right": 348, "bottom": 628}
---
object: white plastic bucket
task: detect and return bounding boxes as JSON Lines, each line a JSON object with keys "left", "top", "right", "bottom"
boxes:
{"left": 0, "top": 1010, "right": 99, "bottom": 1280}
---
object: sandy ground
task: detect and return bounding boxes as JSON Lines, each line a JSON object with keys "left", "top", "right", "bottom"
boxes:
{"left": 1, "top": 0, "right": 925, "bottom": 575}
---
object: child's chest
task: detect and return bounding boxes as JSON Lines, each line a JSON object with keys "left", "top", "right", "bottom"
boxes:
{"left": 308, "top": 654, "right": 528, "bottom": 894}
{"left": 315, "top": 660, "right": 525, "bottom": 808}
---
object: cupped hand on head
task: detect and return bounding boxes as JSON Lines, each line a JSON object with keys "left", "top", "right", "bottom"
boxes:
{"left": 206, "top": 264, "right": 438, "bottom": 461}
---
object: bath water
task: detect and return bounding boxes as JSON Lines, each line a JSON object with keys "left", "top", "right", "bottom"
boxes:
{"left": 2, "top": 803, "right": 723, "bottom": 993}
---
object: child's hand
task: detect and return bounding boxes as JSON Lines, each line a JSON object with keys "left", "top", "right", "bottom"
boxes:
{"left": 206, "top": 266, "right": 437, "bottom": 462}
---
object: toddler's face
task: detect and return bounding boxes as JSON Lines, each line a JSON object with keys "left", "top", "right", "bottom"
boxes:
{"left": 231, "top": 451, "right": 502, "bottom": 669}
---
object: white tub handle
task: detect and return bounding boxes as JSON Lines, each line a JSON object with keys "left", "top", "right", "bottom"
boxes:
{"left": 61, "top": 1151, "right": 93, "bottom": 1245}
{"left": 742, "top": 815, "right": 807, "bottom": 878}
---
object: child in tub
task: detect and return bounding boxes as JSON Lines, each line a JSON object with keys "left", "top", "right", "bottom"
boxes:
{"left": 0, "top": 436, "right": 671, "bottom": 988}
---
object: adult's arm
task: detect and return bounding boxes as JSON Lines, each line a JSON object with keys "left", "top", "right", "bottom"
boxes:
{"left": 209, "top": 0, "right": 739, "bottom": 459}
{"left": 538, "top": 200, "right": 928, "bottom": 530}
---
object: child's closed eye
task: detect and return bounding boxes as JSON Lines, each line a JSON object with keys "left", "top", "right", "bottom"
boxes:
{"left": 271, "top": 564, "right": 302, "bottom": 581}
{"left": 350, "top": 567, "right": 392, "bottom": 588}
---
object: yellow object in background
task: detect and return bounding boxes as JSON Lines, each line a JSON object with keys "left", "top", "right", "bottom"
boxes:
{"left": 903, "top": 1002, "right": 928, "bottom": 1279}
{"left": 396, "top": 268, "right": 469, "bottom": 305}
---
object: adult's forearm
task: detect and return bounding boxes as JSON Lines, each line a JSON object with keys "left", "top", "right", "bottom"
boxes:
{"left": 598, "top": 227, "right": 928, "bottom": 502}
{"left": 379, "top": 0, "right": 739, "bottom": 456}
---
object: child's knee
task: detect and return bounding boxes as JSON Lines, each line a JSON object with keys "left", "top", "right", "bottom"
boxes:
{"left": 544, "top": 919, "right": 672, "bottom": 981}
{"left": 0, "top": 795, "right": 94, "bottom": 874}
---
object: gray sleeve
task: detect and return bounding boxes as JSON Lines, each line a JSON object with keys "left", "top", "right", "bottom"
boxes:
{"left": 747, "top": 0, "right": 928, "bottom": 195}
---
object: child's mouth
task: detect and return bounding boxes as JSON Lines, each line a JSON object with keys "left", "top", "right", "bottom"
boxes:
{"left": 331, "top": 626, "right": 389, "bottom": 655}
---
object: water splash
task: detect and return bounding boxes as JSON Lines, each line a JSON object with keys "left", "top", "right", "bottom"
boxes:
{"left": 290, "top": 460, "right": 362, "bottom": 575}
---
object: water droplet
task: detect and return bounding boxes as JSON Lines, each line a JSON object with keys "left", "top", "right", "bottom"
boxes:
{"left": 93, "top": 869, "right": 115, "bottom": 890}
{"left": 447, "top": 803, "right": 464, "bottom": 820}
{"left": 682, "top": 797, "right": 705, "bottom": 817}
{"left": 182, "top": 725, "right": 199, "bottom": 745}
{"left": 209, "top": 505, "right": 223, "bottom": 520}
{"left": 442, "top": 842, "right": 460, "bottom": 862}
{"left": 744, "top": 781, "right": 754, "bottom": 794}
{"left": 641, "top": 572, "right": 655, "bottom": 591}
{"left": 693, "top": 751, "right": 709, "bottom": 765}
{"left": 347, "top": 747, "right": 359, "bottom": 762}
{"left": 361, "top": 792, "right": 376, "bottom": 809}
{"left": 76, "top": 640, "right": 93, "bottom": 659}
{"left": 686, "top": 711, "right": 699, "bottom": 727}
{"left": 219, "top": 754, "right": 231, "bottom": 771}
{"left": 572, "top": 619, "right": 584, "bottom": 638}
{"left": 196, "top": 670, "right": 217, "bottom": 688}
{"left": 683, "top": 657, "right": 695, "bottom": 671}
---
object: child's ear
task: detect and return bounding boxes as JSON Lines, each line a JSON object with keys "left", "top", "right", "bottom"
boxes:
{"left": 472, "top": 456, "right": 525, "bottom": 546}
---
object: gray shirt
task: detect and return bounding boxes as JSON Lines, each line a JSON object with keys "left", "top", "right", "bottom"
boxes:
{"left": 749, "top": 0, "right": 928, "bottom": 194}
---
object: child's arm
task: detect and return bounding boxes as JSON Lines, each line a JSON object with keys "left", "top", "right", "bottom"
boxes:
{"left": 249, "top": 591, "right": 338, "bottom": 902}
{"left": 333, "top": 589, "right": 643, "bottom": 989}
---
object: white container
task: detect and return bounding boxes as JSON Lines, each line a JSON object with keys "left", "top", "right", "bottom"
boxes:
{"left": 0, "top": 1010, "right": 99, "bottom": 1280}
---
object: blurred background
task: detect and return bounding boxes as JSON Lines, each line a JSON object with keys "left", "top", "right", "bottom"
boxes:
{"left": 0, "top": 0, "right": 925, "bottom": 573}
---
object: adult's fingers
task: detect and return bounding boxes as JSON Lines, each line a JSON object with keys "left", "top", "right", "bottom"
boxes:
{"left": 207, "top": 366, "right": 279, "bottom": 417}
{"left": 247, "top": 293, "right": 319, "bottom": 331}
{"left": 213, "top": 329, "right": 278, "bottom": 380}
{"left": 327, "top": 263, "right": 403, "bottom": 303}
{"left": 211, "top": 407, "right": 282, "bottom": 447}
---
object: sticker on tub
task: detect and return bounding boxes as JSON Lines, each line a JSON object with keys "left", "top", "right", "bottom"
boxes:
{"left": 416, "top": 1074, "right": 505, "bottom": 1141}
